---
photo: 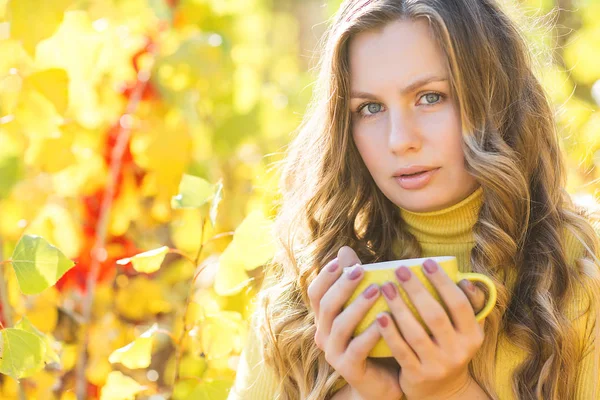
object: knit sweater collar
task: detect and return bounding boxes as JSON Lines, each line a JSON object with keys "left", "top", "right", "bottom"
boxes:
{"left": 399, "top": 186, "right": 484, "bottom": 245}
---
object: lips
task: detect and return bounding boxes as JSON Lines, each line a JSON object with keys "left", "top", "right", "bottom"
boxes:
{"left": 393, "top": 167, "right": 440, "bottom": 190}
{"left": 393, "top": 166, "right": 438, "bottom": 177}
{"left": 401, "top": 170, "right": 429, "bottom": 177}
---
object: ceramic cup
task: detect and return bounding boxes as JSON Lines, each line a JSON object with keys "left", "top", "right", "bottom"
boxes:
{"left": 342, "top": 256, "right": 497, "bottom": 358}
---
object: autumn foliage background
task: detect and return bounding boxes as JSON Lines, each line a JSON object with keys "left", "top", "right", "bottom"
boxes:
{"left": 0, "top": 0, "right": 599, "bottom": 399}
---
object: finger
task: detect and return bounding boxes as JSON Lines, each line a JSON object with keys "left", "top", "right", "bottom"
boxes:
{"left": 457, "top": 279, "right": 486, "bottom": 315}
{"left": 395, "top": 265, "right": 456, "bottom": 349}
{"left": 380, "top": 280, "right": 437, "bottom": 357}
{"left": 318, "top": 264, "right": 364, "bottom": 339}
{"left": 307, "top": 257, "right": 342, "bottom": 317}
{"left": 419, "top": 260, "right": 478, "bottom": 335}
{"left": 375, "top": 312, "right": 420, "bottom": 371}
{"left": 329, "top": 282, "right": 381, "bottom": 356}
{"left": 344, "top": 320, "right": 383, "bottom": 363}
{"left": 338, "top": 246, "right": 362, "bottom": 267}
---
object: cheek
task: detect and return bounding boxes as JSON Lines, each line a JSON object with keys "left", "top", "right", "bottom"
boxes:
{"left": 352, "top": 131, "right": 383, "bottom": 173}
{"left": 423, "top": 107, "right": 464, "bottom": 162}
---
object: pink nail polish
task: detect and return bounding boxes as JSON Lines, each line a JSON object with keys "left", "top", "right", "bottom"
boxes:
{"left": 381, "top": 282, "right": 397, "bottom": 300}
{"left": 326, "top": 258, "right": 339, "bottom": 272}
{"left": 377, "top": 314, "right": 389, "bottom": 328}
{"left": 423, "top": 259, "right": 438, "bottom": 274}
{"left": 363, "top": 284, "right": 379, "bottom": 299}
{"left": 348, "top": 266, "right": 363, "bottom": 280}
{"left": 395, "top": 266, "right": 411, "bottom": 282}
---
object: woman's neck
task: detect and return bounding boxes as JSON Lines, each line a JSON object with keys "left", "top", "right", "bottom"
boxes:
{"left": 399, "top": 186, "right": 484, "bottom": 244}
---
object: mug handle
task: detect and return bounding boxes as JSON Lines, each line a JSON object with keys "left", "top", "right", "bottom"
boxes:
{"left": 456, "top": 272, "right": 497, "bottom": 322}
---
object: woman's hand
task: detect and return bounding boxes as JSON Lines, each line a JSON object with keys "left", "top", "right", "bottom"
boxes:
{"left": 375, "top": 259, "right": 487, "bottom": 400}
{"left": 308, "top": 246, "right": 403, "bottom": 400}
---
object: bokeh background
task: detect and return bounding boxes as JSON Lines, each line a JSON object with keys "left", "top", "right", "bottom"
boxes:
{"left": 0, "top": 0, "right": 598, "bottom": 399}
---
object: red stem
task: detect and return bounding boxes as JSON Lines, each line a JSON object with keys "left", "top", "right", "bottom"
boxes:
{"left": 74, "top": 65, "right": 156, "bottom": 400}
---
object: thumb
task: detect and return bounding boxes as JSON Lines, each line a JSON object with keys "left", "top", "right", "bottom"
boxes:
{"left": 457, "top": 279, "right": 487, "bottom": 315}
{"left": 337, "top": 246, "right": 362, "bottom": 269}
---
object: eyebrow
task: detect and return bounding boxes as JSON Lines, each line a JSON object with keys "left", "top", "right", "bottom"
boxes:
{"left": 350, "top": 75, "right": 448, "bottom": 100}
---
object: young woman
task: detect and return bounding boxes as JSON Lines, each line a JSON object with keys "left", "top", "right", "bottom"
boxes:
{"left": 228, "top": 0, "right": 600, "bottom": 399}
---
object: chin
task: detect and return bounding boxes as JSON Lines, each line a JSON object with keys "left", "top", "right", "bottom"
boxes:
{"left": 391, "top": 190, "right": 453, "bottom": 213}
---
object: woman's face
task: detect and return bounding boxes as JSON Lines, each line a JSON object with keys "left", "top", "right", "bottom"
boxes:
{"left": 349, "top": 18, "right": 479, "bottom": 213}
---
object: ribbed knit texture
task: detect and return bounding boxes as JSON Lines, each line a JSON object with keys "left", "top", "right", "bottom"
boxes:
{"left": 228, "top": 188, "right": 599, "bottom": 399}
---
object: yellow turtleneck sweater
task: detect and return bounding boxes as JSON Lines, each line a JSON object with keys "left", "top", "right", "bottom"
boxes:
{"left": 229, "top": 187, "right": 599, "bottom": 399}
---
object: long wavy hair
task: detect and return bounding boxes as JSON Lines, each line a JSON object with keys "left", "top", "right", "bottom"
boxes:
{"left": 256, "top": 0, "right": 600, "bottom": 399}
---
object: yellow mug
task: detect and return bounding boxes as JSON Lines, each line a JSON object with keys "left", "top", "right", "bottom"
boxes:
{"left": 343, "top": 256, "right": 497, "bottom": 358}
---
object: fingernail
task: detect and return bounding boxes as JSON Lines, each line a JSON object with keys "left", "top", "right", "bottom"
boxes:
{"left": 423, "top": 259, "right": 438, "bottom": 274}
{"left": 467, "top": 281, "right": 477, "bottom": 292}
{"left": 395, "top": 266, "right": 411, "bottom": 282}
{"left": 326, "top": 258, "right": 339, "bottom": 272}
{"left": 348, "top": 265, "right": 363, "bottom": 280}
{"left": 363, "top": 284, "right": 380, "bottom": 299}
{"left": 381, "top": 282, "right": 397, "bottom": 300}
{"left": 377, "top": 314, "right": 389, "bottom": 328}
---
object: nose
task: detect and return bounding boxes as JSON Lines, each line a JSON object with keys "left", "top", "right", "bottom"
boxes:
{"left": 388, "top": 110, "right": 422, "bottom": 154}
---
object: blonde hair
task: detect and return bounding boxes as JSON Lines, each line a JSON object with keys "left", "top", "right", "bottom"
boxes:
{"left": 256, "top": 0, "right": 600, "bottom": 399}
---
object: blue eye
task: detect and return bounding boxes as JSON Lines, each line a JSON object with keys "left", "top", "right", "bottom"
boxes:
{"left": 357, "top": 102, "right": 383, "bottom": 118}
{"left": 418, "top": 92, "right": 444, "bottom": 105}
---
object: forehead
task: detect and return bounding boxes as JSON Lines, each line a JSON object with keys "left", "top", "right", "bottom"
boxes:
{"left": 348, "top": 18, "right": 448, "bottom": 88}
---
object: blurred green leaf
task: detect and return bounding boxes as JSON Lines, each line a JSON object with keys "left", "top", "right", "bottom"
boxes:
{"left": 171, "top": 174, "right": 217, "bottom": 209}
{"left": 185, "top": 378, "right": 234, "bottom": 400}
{"left": 10, "top": 234, "right": 75, "bottom": 295}
{"left": 14, "top": 316, "right": 61, "bottom": 366}
{"left": 0, "top": 154, "right": 23, "bottom": 199}
{"left": 0, "top": 328, "right": 45, "bottom": 379}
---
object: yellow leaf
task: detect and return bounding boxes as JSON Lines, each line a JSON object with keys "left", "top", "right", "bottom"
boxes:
{"left": 27, "top": 370, "right": 58, "bottom": 400}
{"left": 24, "top": 68, "right": 69, "bottom": 115}
{"left": 60, "top": 392, "right": 77, "bottom": 400}
{"left": 214, "top": 210, "right": 274, "bottom": 296}
{"left": 233, "top": 65, "right": 260, "bottom": 113}
{"left": 0, "top": 40, "right": 34, "bottom": 77}
{"left": 60, "top": 344, "right": 78, "bottom": 371}
{"left": 214, "top": 250, "right": 252, "bottom": 297}
{"left": 0, "top": 0, "right": 8, "bottom": 19}
{"left": 108, "top": 324, "right": 158, "bottom": 369}
{"left": 24, "top": 128, "right": 76, "bottom": 172}
{"left": 564, "top": 26, "right": 600, "bottom": 85}
{"left": 117, "top": 246, "right": 169, "bottom": 274}
{"left": 195, "top": 311, "right": 247, "bottom": 359}
{"left": 14, "top": 87, "right": 64, "bottom": 138}
{"left": 52, "top": 142, "right": 108, "bottom": 197}
{"left": 24, "top": 287, "right": 59, "bottom": 333}
{"left": 35, "top": 11, "right": 124, "bottom": 129}
{"left": 88, "top": 313, "right": 129, "bottom": 357}
{"left": 231, "top": 210, "right": 274, "bottom": 270}
{"left": 115, "top": 276, "right": 173, "bottom": 320}
{"left": 86, "top": 356, "right": 113, "bottom": 387}
{"left": 130, "top": 111, "right": 191, "bottom": 201}
{"left": 164, "top": 353, "right": 207, "bottom": 387}
{"left": 8, "top": 0, "right": 72, "bottom": 56}
{"left": 99, "top": 371, "right": 146, "bottom": 400}
{"left": 170, "top": 209, "right": 205, "bottom": 253}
